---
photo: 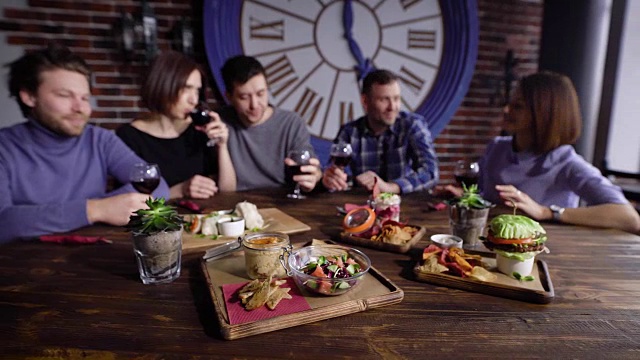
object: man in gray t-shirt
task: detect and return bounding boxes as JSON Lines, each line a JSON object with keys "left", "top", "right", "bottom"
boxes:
{"left": 219, "top": 56, "right": 322, "bottom": 192}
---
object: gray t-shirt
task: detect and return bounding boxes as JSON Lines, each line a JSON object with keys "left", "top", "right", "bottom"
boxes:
{"left": 220, "top": 106, "right": 315, "bottom": 191}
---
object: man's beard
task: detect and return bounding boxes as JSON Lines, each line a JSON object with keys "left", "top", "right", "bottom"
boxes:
{"left": 34, "top": 108, "right": 89, "bottom": 137}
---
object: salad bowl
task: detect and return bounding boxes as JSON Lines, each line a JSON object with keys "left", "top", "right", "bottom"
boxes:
{"left": 281, "top": 245, "right": 370, "bottom": 296}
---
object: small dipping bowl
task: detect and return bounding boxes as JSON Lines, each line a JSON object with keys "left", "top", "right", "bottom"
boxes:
{"left": 430, "top": 234, "right": 463, "bottom": 249}
{"left": 217, "top": 216, "right": 245, "bottom": 237}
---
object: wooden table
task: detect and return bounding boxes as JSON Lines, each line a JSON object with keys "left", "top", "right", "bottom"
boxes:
{"left": 2, "top": 188, "right": 640, "bottom": 358}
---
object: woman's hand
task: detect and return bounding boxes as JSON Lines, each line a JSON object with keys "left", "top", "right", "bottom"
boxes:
{"left": 495, "top": 184, "right": 550, "bottom": 220}
{"left": 181, "top": 175, "right": 218, "bottom": 199}
{"left": 196, "top": 111, "right": 228, "bottom": 146}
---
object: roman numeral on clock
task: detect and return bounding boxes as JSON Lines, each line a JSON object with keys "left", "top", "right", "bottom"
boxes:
{"left": 408, "top": 30, "right": 436, "bottom": 49}
{"left": 295, "top": 88, "right": 324, "bottom": 126}
{"left": 263, "top": 55, "right": 298, "bottom": 97}
{"left": 399, "top": 0, "right": 422, "bottom": 11}
{"left": 339, "top": 101, "right": 354, "bottom": 126}
{"left": 249, "top": 17, "right": 284, "bottom": 40}
{"left": 398, "top": 66, "right": 425, "bottom": 95}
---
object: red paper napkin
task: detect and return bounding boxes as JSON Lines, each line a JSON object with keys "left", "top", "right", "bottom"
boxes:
{"left": 39, "top": 235, "right": 112, "bottom": 244}
{"left": 222, "top": 277, "right": 311, "bottom": 325}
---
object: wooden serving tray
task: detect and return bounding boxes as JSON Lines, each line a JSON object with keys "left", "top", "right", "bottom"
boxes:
{"left": 182, "top": 208, "right": 310, "bottom": 254}
{"left": 339, "top": 225, "right": 426, "bottom": 253}
{"left": 413, "top": 251, "right": 554, "bottom": 304}
{"left": 201, "top": 251, "right": 404, "bottom": 340}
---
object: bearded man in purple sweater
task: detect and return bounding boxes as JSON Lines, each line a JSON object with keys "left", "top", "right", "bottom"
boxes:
{"left": 0, "top": 44, "right": 169, "bottom": 243}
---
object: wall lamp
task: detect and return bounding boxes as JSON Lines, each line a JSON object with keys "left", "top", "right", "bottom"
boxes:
{"left": 113, "top": 0, "right": 158, "bottom": 62}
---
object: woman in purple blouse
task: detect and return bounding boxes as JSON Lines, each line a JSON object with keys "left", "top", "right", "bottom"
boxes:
{"left": 477, "top": 71, "right": 639, "bottom": 234}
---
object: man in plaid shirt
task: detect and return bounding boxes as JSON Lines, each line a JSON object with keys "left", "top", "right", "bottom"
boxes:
{"left": 322, "top": 69, "right": 439, "bottom": 194}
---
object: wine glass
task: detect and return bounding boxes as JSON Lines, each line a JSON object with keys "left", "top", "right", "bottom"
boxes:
{"left": 330, "top": 142, "right": 353, "bottom": 190}
{"left": 130, "top": 163, "right": 161, "bottom": 195}
{"left": 190, "top": 102, "right": 217, "bottom": 147}
{"left": 286, "top": 149, "right": 311, "bottom": 199}
{"left": 454, "top": 160, "right": 479, "bottom": 188}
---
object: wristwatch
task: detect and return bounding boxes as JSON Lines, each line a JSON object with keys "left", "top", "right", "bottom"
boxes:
{"left": 550, "top": 205, "right": 565, "bottom": 222}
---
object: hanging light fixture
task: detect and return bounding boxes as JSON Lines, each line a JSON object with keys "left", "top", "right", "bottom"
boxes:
{"left": 171, "top": 17, "right": 194, "bottom": 56}
{"left": 112, "top": 0, "right": 158, "bottom": 62}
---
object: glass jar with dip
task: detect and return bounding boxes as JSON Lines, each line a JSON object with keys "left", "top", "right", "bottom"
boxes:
{"left": 201, "top": 232, "right": 291, "bottom": 279}
{"left": 243, "top": 233, "right": 291, "bottom": 279}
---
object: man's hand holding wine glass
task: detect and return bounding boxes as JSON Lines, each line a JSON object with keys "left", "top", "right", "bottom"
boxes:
{"left": 87, "top": 193, "right": 150, "bottom": 226}
{"left": 284, "top": 150, "right": 322, "bottom": 198}
{"left": 322, "top": 142, "right": 353, "bottom": 192}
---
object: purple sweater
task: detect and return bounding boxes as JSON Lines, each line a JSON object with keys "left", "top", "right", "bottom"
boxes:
{"left": 0, "top": 119, "right": 169, "bottom": 243}
{"left": 479, "top": 136, "right": 628, "bottom": 208}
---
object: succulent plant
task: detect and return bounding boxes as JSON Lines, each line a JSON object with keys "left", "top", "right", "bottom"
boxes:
{"left": 449, "top": 183, "right": 493, "bottom": 209}
{"left": 127, "top": 197, "right": 185, "bottom": 235}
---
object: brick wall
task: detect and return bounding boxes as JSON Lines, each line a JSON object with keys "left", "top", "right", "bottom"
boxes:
{"left": 0, "top": 0, "right": 543, "bottom": 185}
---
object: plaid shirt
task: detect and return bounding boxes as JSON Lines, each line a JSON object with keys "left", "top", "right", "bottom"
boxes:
{"left": 335, "top": 111, "right": 439, "bottom": 193}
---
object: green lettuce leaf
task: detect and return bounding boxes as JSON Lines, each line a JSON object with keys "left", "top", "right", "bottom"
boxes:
{"left": 489, "top": 215, "right": 546, "bottom": 239}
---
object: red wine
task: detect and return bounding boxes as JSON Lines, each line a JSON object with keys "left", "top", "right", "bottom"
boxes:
{"left": 331, "top": 154, "right": 352, "bottom": 168}
{"left": 286, "top": 164, "right": 304, "bottom": 177}
{"left": 190, "top": 109, "right": 210, "bottom": 126}
{"left": 455, "top": 175, "right": 478, "bottom": 187}
{"left": 132, "top": 178, "right": 160, "bottom": 194}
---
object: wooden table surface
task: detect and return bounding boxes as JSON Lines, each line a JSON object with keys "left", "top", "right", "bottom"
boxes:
{"left": 2, "top": 188, "right": 640, "bottom": 359}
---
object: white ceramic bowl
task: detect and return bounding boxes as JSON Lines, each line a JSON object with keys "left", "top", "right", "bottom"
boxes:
{"left": 496, "top": 254, "right": 535, "bottom": 276}
{"left": 430, "top": 234, "right": 463, "bottom": 249}
{"left": 217, "top": 217, "right": 245, "bottom": 237}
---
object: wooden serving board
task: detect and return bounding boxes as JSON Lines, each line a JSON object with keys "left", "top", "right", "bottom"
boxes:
{"left": 201, "top": 251, "right": 404, "bottom": 340}
{"left": 339, "top": 225, "right": 426, "bottom": 253}
{"left": 413, "top": 251, "right": 554, "bottom": 304}
{"left": 182, "top": 208, "right": 310, "bottom": 254}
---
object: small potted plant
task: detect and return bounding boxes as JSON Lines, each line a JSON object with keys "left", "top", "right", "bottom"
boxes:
{"left": 447, "top": 184, "right": 493, "bottom": 248}
{"left": 127, "top": 197, "right": 185, "bottom": 284}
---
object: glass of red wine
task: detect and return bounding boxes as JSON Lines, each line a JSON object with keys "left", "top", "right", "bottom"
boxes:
{"left": 286, "top": 149, "right": 311, "bottom": 199}
{"left": 130, "top": 163, "right": 161, "bottom": 195}
{"left": 190, "top": 102, "right": 217, "bottom": 147}
{"left": 330, "top": 142, "right": 353, "bottom": 190}
{"left": 454, "top": 160, "right": 479, "bottom": 188}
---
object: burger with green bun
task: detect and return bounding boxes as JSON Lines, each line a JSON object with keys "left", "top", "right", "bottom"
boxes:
{"left": 482, "top": 214, "right": 548, "bottom": 276}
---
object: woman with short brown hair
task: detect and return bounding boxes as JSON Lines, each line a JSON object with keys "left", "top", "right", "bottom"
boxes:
{"left": 117, "top": 51, "right": 235, "bottom": 199}
{"left": 478, "top": 71, "right": 639, "bottom": 234}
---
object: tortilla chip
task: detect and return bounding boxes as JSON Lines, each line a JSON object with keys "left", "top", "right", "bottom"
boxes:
{"left": 418, "top": 255, "right": 448, "bottom": 273}
{"left": 469, "top": 266, "right": 498, "bottom": 282}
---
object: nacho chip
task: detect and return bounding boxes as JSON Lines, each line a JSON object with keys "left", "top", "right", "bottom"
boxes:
{"left": 469, "top": 266, "right": 498, "bottom": 282}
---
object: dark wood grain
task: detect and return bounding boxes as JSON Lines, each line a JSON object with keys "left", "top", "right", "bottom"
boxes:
{"left": 2, "top": 187, "right": 640, "bottom": 358}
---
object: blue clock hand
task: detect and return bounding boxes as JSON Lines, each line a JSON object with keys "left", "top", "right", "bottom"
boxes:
{"left": 343, "top": 0, "right": 374, "bottom": 81}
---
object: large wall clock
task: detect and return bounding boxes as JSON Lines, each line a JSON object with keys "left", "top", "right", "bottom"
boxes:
{"left": 204, "top": 0, "right": 478, "bottom": 153}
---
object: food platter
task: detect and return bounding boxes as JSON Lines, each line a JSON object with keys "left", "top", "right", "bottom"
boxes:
{"left": 413, "top": 249, "right": 554, "bottom": 304}
{"left": 182, "top": 208, "right": 310, "bottom": 254}
{"left": 201, "top": 246, "right": 404, "bottom": 340}
{"left": 339, "top": 225, "right": 426, "bottom": 253}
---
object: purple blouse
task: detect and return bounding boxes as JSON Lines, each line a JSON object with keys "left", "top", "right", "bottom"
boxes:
{"left": 478, "top": 136, "right": 628, "bottom": 208}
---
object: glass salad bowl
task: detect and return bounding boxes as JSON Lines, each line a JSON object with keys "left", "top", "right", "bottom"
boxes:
{"left": 280, "top": 245, "right": 371, "bottom": 296}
